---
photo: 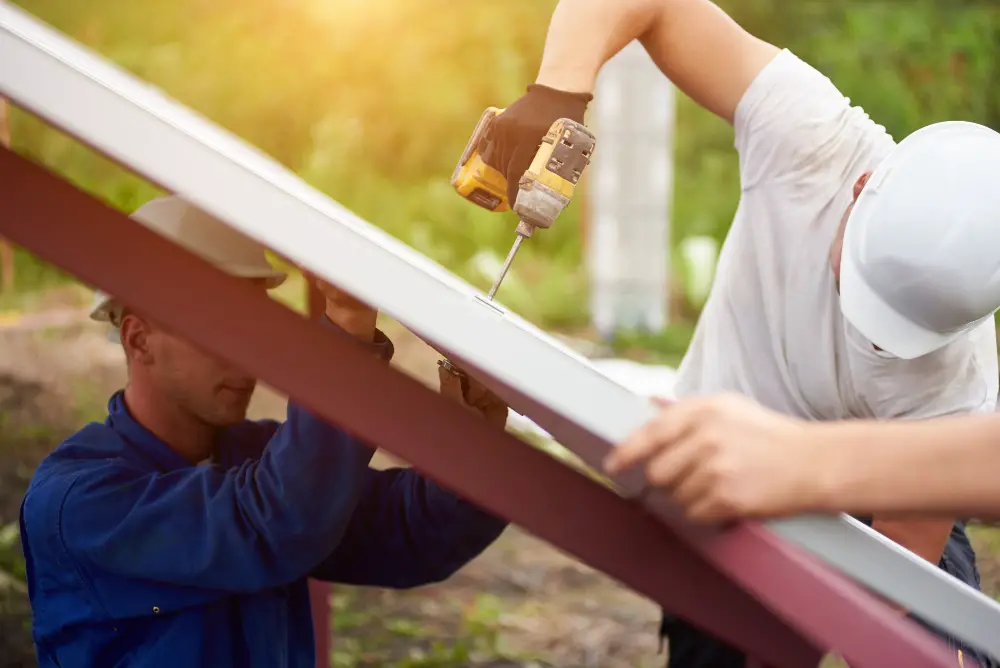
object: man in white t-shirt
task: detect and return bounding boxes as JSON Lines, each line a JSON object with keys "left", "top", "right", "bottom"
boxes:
{"left": 481, "top": 0, "right": 998, "bottom": 666}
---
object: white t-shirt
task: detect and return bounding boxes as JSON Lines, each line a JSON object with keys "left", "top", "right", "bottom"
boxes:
{"left": 674, "top": 49, "right": 998, "bottom": 420}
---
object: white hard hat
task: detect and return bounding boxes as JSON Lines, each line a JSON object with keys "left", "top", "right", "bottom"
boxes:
{"left": 840, "top": 121, "right": 1000, "bottom": 359}
{"left": 90, "top": 195, "right": 287, "bottom": 325}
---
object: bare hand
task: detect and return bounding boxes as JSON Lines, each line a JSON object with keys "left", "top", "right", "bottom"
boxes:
{"left": 604, "top": 394, "right": 817, "bottom": 523}
{"left": 438, "top": 362, "right": 508, "bottom": 429}
{"left": 302, "top": 270, "right": 377, "bottom": 342}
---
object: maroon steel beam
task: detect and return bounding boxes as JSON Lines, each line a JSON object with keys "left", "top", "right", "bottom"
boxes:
{"left": 308, "top": 579, "right": 331, "bottom": 668}
{"left": 0, "top": 89, "right": 13, "bottom": 295}
{"left": 0, "top": 147, "right": 960, "bottom": 668}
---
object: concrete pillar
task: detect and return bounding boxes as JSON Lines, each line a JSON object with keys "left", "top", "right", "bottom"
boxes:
{"left": 586, "top": 40, "right": 675, "bottom": 339}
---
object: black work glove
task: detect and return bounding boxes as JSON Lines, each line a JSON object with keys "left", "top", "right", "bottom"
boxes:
{"left": 479, "top": 84, "right": 593, "bottom": 209}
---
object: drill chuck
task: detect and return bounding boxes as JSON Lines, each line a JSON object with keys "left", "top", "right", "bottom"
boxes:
{"left": 513, "top": 181, "right": 571, "bottom": 234}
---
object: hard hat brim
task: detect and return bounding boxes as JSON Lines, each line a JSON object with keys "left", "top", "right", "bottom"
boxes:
{"left": 226, "top": 267, "right": 288, "bottom": 289}
{"left": 88, "top": 269, "right": 288, "bottom": 323}
{"left": 88, "top": 290, "right": 117, "bottom": 323}
{"left": 837, "top": 123, "right": 995, "bottom": 360}
{"left": 839, "top": 243, "right": 956, "bottom": 360}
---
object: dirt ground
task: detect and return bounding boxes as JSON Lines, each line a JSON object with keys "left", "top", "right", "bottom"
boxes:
{"left": 1, "top": 297, "right": 999, "bottom": 668}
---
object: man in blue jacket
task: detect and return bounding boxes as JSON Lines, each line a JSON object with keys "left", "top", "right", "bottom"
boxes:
{"left": 18, "top": 195, "right": 510, "bottom": 668}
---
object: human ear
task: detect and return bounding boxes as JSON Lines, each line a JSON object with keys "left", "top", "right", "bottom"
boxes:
{"left": 853, "top": 171, "right": 873, "bottom": 200}
{"left": 119, "top": 313, "right": 155, "bottom": 366}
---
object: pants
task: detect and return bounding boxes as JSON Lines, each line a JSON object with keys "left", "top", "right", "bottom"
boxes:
{"left": 659, "top": 522, "right": 996, "bottom": 668}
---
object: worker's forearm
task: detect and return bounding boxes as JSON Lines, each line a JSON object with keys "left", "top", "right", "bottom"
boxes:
{"left": 311, "top": 468, "right": 507, "bottom": 588}
{"left": 813, "top": 415, "right": 1000, "bottom": 517}
{"left": 536, "top": 0, "right": 660, "bottom": 93}
{"left": 871, "top": 518, "right": 953, "bottom": 564}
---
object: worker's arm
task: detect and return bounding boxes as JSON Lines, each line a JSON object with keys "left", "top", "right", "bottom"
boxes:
{"left": 49, "top": 402, "right": 376, "bottom": 594}
{"left": 486, "top": 0, "right": 882, "bottom": 204}
{"left": 852, "top": 327, "right": 997, "bottom": 565}
{"left": 484, "top": 0, "right": 778, "bottom": 195}
{"left": 868, "top": 433, "right": 955, "bottom": 564}
{"left": 869, "top": 519, "right": 953, "bottom": 567}
{"left": 312, "top": 366, "right": 509, "bottom": 587}
{"left": 814, "top": 415, "right": 1000, "bottom": 518}
{"left": 42, "top": 289, "right": 392, "bottom": 596}
{"left": 310, "top": 467, "right": 507, "bottom": 588}
{"left": 482, "top": 0, "right": 777, "bottom": 201}
{"left": 605, "top": 394, "right": 1000, "bottom": 522}
{"left": 534, "top": 0, "right": 777, "bottom": 122}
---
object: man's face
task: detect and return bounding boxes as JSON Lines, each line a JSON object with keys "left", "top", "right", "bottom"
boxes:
{"left": 119, "top": 279, "right": 267, "bottom": 428}
{"left": 830, "top": 170, "right": 874, "bottom": 290}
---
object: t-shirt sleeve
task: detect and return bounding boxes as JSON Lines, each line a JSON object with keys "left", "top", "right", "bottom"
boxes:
{"left": 734, "top": 49, "right": 894, "bottom": 190}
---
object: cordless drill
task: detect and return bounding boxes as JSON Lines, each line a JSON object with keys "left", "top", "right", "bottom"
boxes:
{"left": 439, "top": 108, "right": 596, "bottom": 383}
{"left": 451, "top": 107, "right": 596, "bottom": 299}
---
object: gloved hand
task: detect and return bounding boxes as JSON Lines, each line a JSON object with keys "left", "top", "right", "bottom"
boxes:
{"left": 438, "top": 362, "right": 509, "bottom": 429}
{"left": 480, "top": 84, "right": 593, "bottom": 209}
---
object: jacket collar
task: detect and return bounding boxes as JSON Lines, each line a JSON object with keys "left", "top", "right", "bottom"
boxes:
{"left": 105, "top": 390, "right": 208, "bottom": 473}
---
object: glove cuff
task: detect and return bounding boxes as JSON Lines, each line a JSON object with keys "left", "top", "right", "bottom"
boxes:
{"left": 526, "top": 83, "right": 594, "bottom": 107}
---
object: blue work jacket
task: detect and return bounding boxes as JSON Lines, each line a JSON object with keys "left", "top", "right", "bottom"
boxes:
{"left": 19, "top": 329, "right": 507, "bottom": 668}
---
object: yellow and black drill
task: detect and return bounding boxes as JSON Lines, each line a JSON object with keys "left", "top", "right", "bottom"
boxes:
{"left": 439, "top": 108, "right": 596, "bottom": 383}
{"left": 451, "top": 107, "right": 596, "bottom": 300}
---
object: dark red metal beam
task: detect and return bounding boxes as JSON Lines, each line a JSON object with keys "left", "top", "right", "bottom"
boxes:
{"left": 0, "top": 147, "right": 960, "bottom": 668}
{"left": 0, "top": 90, "right": 13, "bottom": 295}
{"left": 308, "top": 579, "right": 331, "bottom": 668}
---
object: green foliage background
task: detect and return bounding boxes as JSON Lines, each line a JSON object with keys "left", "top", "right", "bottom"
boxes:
{"left": 6, "top": 0, "right": 1000, "bottom": 329}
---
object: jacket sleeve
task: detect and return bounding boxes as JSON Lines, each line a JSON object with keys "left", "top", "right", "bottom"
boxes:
{"left": 310, "top": 467, "right": 508, "bottom": 588}
{"left": 56, "top": 403, "right": 377, "bottom": 592}
{"left": 55, "top": 319, "right": 394, "bottom": 593}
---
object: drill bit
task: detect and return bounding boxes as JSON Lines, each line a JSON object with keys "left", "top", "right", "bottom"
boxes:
{"left": 486, "top": 233, "right": 526, "bottom": 301}
{"left": 443, "top": 226, "right": 526, "bottom": 379}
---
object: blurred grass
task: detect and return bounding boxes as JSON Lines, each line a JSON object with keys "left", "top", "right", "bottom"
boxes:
{"left": 330, "top": 589, "right": 524, "bottom": 667}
